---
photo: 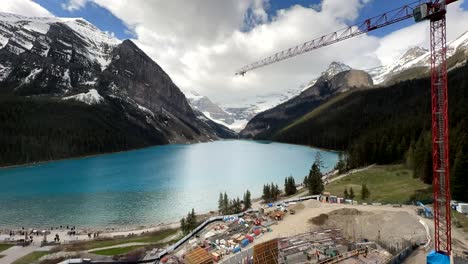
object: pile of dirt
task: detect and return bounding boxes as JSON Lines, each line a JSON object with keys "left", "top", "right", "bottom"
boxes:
{"left": 328, "top": 208, "right": 362, "bottom": 216}
{"left": 325, "top": 209, "right": 426, "bottom": 245}
{"left": 310, "top": 214, "right": 329, "bottom": 225}
{"left": 290, "top": 203, "right": 305, "bottom": 212}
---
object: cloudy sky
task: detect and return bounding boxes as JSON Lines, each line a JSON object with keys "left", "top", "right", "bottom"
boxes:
{"left": 2, "top": 0, "right": 468, "bottom": 105}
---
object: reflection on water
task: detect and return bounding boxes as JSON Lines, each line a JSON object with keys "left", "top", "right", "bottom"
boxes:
{"left": 0, "top": 140, "right": 338, "bottom": 228}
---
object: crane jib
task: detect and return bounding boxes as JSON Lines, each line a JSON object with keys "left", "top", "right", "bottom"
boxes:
{"left": 234, "top": 0, "right": 458, "bottom": 257}
{"left": 235, "top": 0, "right": 457, "bottom": 76}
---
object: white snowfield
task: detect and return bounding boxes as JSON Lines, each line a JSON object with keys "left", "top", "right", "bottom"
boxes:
{"left": 63, "top": 89, "right": 104, "bottom": 105}
{"left": 0, "top": 12, "right": 120, "bottom": 70}
{"left": 370, "top": 30, "right": 468, "bottom": 84}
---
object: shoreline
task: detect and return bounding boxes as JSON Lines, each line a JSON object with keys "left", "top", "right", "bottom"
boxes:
{"left": 0, "top": 192, "right": 279, "bottom": 236}
{"left": 0, "top": 139, "right": 223, "bottom": 170}
{"left": 0, "top": 139, "right": 339, "bottom": 170}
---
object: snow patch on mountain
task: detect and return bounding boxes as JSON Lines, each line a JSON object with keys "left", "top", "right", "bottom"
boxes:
{"left": 301, "top": 61, "right": 351, "bottom": 91}
{"left": 63, "top": 89, "right": 104, "bottom": 105}
{"left": 0, "top": 12, "right": 120, "bottom": 71}
{"left": 203, "top": 111, "right": 248, "bottom": 132}
{"left": 369, "top": 30, "right": 468, "bottom": 84}
{"left": 23, "top": 68, "right": 42, "bottom": 84}
{"left": 0, "top": 64, "right": 12, "bottom": 81}
{"left": 137, "top": 103, "right": 155, "bottom": 117}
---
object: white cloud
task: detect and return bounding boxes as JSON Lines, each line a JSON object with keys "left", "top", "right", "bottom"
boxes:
{"left": 87, "top": 0, "right": 385, "bottom": 104}
{"left": 376, "top": 0, "right": 468, "bottom": 65}
{"left": 7, "top": 0, "right": 468, "bottom": 106}
{"left": 62, "top": 0, "right": 88, "bottom": 12}
{"left": 0, "top": 0, "right": 53, "bottom": 17}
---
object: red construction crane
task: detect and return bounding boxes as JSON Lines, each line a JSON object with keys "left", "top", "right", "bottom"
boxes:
{"left": 236, "top": 0, "right": 457, "bottom": 256}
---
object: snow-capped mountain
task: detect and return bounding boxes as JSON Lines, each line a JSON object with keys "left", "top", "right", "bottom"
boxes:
{"left": 186, "top": 91, "right": 248, "bottom": 131}
{"left": 240, "top": 62, "right": 372, "bottom": 138}
{"left": 193, "top": 61, "right": 352, "bottom": 131}
{"left": 0, "top": 12, "right": 234, "bottom": 144}
{"left": 300, "top": 61, "right": 352, "bottom": 92}
{"left": 369, "top": 30, "right": 468, "bottom": 84}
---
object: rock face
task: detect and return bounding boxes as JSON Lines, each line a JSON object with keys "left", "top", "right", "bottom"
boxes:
{"left": 186, "top": 91, "right": 235, "bottom": 126}
{"left": 0, "top": 12, "right": 234, "bottom": 144}
{"left": 240, "top": 63, "right": 373, "bottom": 139}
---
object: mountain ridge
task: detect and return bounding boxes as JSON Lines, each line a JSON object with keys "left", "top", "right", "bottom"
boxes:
{"left": 0, "top": 11, "right": 234, "bottom": 166}
{"left": 240, "top": 62, "right": 373, "bottom": 139}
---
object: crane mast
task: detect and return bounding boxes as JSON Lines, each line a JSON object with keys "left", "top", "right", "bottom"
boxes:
{"left": 236, "top": 0, "right": 458, "bottom": 256}
{"left": 428, "top": 1, "right": 451, "bottom": 254}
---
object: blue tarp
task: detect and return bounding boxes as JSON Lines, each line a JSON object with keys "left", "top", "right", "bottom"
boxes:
{"left": 268, "top": 203, "right": 273, "bottom": 207}
{"left": 427, "top": 250, "right": 450, "bottom": 264}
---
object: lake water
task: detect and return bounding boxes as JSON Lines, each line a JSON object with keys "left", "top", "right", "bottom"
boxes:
{"left": 0, "top": 140, "right": 338, "bottom": 228}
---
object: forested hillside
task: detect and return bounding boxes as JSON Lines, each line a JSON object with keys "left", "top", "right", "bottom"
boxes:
{"left": 0, "top": 95, "right": 168, "bottom": 166}
{"left": 274, "top": 63, "right": 468, "bottom": 201}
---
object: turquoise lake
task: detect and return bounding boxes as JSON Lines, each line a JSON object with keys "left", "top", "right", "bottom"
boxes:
{"left": 0, "top": 140, "right": 338, "bottom": 228}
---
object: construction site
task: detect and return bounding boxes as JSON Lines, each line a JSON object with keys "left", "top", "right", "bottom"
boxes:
{"left": 156, "top": 196, "right": 443, "bottom": 264}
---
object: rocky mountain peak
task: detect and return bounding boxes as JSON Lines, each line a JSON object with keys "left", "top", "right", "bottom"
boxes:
{"left": 303, "top": 61, "right": 351, "bottom": 89}
{"left": 322, "top": 61, "right": 352, "bottom": 79}
{"left": 398, "top": 46, "right": 428, "bottom": 64}
{"left": 0, "top": 12, "right": 234, "bottom": 143}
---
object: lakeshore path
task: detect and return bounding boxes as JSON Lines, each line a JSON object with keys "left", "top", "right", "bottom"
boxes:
{"left": 0, "top": 244, "right": 53, "bottom": 264}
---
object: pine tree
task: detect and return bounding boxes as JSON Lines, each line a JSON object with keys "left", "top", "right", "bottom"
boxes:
{"left": 180, "top": 217, "right": 187, "bottom": 234}
{"left": 349, "top": 187, "right": 355, "bottom": 200}
{"left": 290, "top": 177, "right": 297, "bottom": 195}
{"left": 274, "top": 183, "right": 281, "bottom": 200}
{"left": 234, "top": 197, "right": 242, "bottom": 213}
{"left": 315, "top": 152, "right": 324, "bottom": 168}
{"left": 218, "top": 192, "right": 224, "bottom": 214}
{"left": 361, "top": 184, "right": 370, "bottom": 200}
{"left": 335, "top": 152, "right": 346, "bottom": 173}
{"left": 223, "top": 192, "right": 229, "bottom": 214}
{"left": 405, "top": 141, "right": 415, "bottom": 171}
{"left": 243, "top": 190, "right": 252, "bottom": 211}
{"left": 284, "top": 176, "right": 297, "bottom": 195}
{"left": 262, "top": 184, "right": 271, "bottom": 202}
{"left": 308, "top": 162, "right": 324, "bottom": 195}
{"left": 343, "top": 188, "right": 349, "bottom": 199}
{"left": 303, "top": 175, "right": 309, "bottom": 187}
{"left": 451, "top": 150, "right": 468, "bottom": 201}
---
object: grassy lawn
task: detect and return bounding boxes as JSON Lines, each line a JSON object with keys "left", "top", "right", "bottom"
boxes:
{"left": 452, "top": 210, "right": 468, "bottom": 234}
{"left": 62, "top": 228, "right": 179, "bottom": 251}
{"left": 90, "top": 245, "right": 143, "bottom": 256}
{"left": 325, "top": 165, "right": 431, "bottom": 204}
{"left": 0, "top": 243, "right": 14, "bottom": 253}
{"left": 12, "top": 251, "right": 49, "bottom": 264}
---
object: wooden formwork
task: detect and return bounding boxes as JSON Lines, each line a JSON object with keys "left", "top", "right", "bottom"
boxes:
{"left": 253, "top": 238, "right": 279, "bottom": 264}
{"left": 184, "top": 247, "right": 213, "bottom": 264}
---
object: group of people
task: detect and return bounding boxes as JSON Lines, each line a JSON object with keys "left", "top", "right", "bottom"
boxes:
{"left": 87, "top": 232, "right": 101, "bottom": 239}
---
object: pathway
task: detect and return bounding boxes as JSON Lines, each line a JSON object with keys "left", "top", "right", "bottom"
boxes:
{"left": 87, "top": 242, "right": 150, "bottom": 253}
{"left": 0, "top": 244, "right": 53, "bottom": 264}
{"left": 325, "top": 164, "right": 375, "bottom": 185}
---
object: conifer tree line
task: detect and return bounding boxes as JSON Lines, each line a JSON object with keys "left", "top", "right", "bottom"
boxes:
{"left": 361, "top": 184, "right": 370, "bottom": 201}
{"left": 334, "top": 152, "right": 349, "bottom": 173}
{"left": 343, "top": 187, "right": 355, "bottom": 200}
{"left": 180, "top": 208, "right": 197, "bottom": 235}
{"left": 284, "top": 176, "right": 297, "bottom": 196}
{"left": 218, "top": 190, "right": 251, "bottom": 215}
{"left": 262, "top": 183, "right": 281, "bottom": 203}
{"left": 304, "top": 153, "right": 325, "bottom": 195}
{"left": 274, "top": 64, "right": 468, "bottom": 202}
